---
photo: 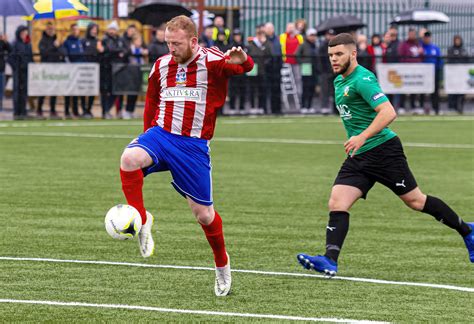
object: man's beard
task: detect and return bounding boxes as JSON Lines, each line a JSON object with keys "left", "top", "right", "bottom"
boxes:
{"left": 333, "top": 58, "right": 351, "bottom": 75}
{"left": 173, "top": 46, "right": 193, "bottom": 64}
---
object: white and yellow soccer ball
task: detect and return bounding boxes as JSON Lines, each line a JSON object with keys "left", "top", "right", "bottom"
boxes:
{"left": 105, "top": 204, "right": 142, "bottom": 240}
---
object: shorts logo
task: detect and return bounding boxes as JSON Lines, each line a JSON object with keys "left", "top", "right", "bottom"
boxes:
{"left": 176, "top": 68, "right": 187, "bottom": 85}
{"left": 343, "top": 86, "right": 350, "bottom": 97}
{"left": 372, "top": 93, "right": 385, "bottom": 101}
{"left": 396, "top": 180, "right": 406, "bottom": 188}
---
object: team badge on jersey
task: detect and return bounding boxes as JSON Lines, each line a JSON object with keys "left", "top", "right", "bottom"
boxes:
{"left": 176, "top": 68, "right": 187, "bottom": 86}
{"left": 343, "top": 86, "right": 350, "bottom": 97}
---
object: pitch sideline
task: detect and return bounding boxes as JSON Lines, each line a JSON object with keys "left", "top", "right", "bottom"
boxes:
{"left": 0, "top": 256, "right": 472, "bottom": 293}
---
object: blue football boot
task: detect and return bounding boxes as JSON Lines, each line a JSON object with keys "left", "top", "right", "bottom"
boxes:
{"left": 463, "top": 223, "right": 474, "bottom": 263}
{"left": 297, "top": 253, "right": 338, "bottom": 277}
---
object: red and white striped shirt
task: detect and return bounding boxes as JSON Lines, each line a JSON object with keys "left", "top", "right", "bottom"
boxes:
{"left": 143, "top": 46, "right": 254, "bottom": 140}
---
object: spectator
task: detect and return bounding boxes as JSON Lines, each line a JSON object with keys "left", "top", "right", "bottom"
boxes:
{"left": 318, "top": 29, "right": 336, "bottom": 114}
{"left": 398, "top": 28, "right": 424, "bottom": 112}
{"left": 122, "top": 24, "right": 137, "bottom": 50}
{"left": 367, "top": 33, "right": 386, "bottom": 72}
{"left": 296, "top": 28, "right": 318, "bottom": 113}
{"left": 100, "top": 20, "right": 127, "bottom": 119}
{"left": 447, "top": 35, "right": 468, "bottom": 113}
{"left": 295, "top": 18, "right": 307, "bottom": 36}
{"left": 82, "top": 23, "right": 103, "bottom": 118}
{"left": 228, "top": 28, "right": 248, "bottom": 114}
{"left": 357, "top": 34, "right": 374, "bottom": 72}
{"left": 63, "top": 23, "right": 86, "bottom": 118}
{"left": 264, "top": 22, "right": 283, "bottom": 114}
{"left": 37, "top": 22, "right": 63, "bottom": 119}
{"left": 384, "top": 27, "right": 399, "bottom": 63}
{"left": 200, "top": 25, "right": 214, "bottom": 48}
{"left": 247, "top": 26, "right": 272, "bottom": 114}
{"left": 280, "top": 22, "right": 303, "bottom": 100}
{"left": 384, "top": 27, "right": 401, "bottom": 110}
{"left": 123, "top": 34, "right": 148, "bottom": 120}
{"left": 148, "top": 28, "right": 169, "bottom": 63}
{"left": 212, "top": 16, "right": 230, "bottom": 45}
{"left": 420, "top": 31, "right": 442, "bottom": 115}
{"left": 0, "top": 32, "right": 11, "bottom": 112}
{"left": 215, "top": 28, "right": 231, "bottom": 52}
{"left": 8, "top": 25, "right": 33, "bottom": 120}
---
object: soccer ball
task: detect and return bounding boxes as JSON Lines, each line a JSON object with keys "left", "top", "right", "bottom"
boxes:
{"left": 104, "top": 204, "right": 142, "bottom": 240}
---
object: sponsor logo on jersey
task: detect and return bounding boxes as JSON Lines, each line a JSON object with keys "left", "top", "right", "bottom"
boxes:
{"left": 161, "top": 87, "right": 202, "bottom": 102}
{"left": 176, "top": 68, "right": 187, "bottom": 85}
{"left": 343, "top": 86, "right": 350, "bottom": 97}
{"left": 363, "top": 76, "right": 372, "bottom": 81}
{"left": 336, "top": 104, "right": 352, "bottom": 120}
{"left": 372, "top": 93, "right": 385, "bottom": 101}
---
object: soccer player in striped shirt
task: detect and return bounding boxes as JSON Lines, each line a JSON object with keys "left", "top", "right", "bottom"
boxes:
{"left": 297, "top": 33, "right": 473, "bottom": 277}
{"left": 119, "top": 16, "right": 254, "bottom": 296}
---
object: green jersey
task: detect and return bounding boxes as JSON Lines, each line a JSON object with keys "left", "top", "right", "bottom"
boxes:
{"left": 334, "top": 65, "right": 397, "bottom": 155}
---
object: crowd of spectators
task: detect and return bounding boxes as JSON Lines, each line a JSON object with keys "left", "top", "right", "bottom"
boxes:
{"left": 0, "top": 16, "right": 472, "bottom": 119}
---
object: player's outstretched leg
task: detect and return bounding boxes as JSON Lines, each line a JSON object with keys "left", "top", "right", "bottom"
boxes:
{"left": 400, "top": 188, "right": 473, "bottom": 262}
{"left": 120, "top": 147, "right": 155, "bottom": 258}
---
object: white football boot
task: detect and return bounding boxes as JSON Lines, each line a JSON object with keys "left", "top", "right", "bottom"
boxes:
{"left": 214, "top": 253, "right": 231, "bottom": 296}
{"left": 138, "top": 211, "right": 155, "bottom": 258}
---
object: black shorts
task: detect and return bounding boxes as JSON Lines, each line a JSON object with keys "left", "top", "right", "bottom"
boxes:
{"left": 334, "top": 136, "right": 418, "bottom": 198}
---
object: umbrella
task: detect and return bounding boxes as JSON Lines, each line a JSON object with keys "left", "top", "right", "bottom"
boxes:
{"left": 130, "top": 0, "right": 192, "bottom": 27}
{"left": 24, "top": 0, "right": 89, "bottom": 21}
{"left": 391, "top": 9, "right": 450, "bottom": 25}
{"left": 317, "top": 14, "right": 366, "bottom": 36}
{"left": 0, "top": 0, "right": 35, "bottom": 32}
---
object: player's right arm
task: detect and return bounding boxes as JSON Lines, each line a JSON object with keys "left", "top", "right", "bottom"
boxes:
{"left": 143, "top": 62, "right": 161, "bottom": 132}
{"left": 344, "top": 101, "right": 397, "bottom": 157}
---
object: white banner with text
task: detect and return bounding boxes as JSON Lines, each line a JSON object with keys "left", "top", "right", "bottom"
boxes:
{"left": 444, "top": 64, "right": 474, "bottom": 94}
{"left": 376, "top": 63, "right": 435, "bottom": 94}
{"left": 28, "top": 63, "right": 99, "bottom": 96}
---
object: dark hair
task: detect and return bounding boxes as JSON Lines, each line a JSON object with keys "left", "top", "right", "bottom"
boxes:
{"left": 328, "top": 33, "right": 356, "bottom": 47}
{"left": 71, "top": 23, "right": 78, "bottom": 29}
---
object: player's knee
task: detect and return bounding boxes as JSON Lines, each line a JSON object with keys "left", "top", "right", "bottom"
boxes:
{"left": 193, "top": 206, "right": 215, "bottom": 225}
{"left": 404, "top": 196, "right": 425, "bottom": 211}
{"left": 120, "top": 150, "right": 142, "bottom": 171}
{"left": 328, "top": 197, "right": 346, "bottom": 212}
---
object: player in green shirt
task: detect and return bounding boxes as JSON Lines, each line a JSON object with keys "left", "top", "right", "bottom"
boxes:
{"left": 297, "top": 33, "right": 473, "bottom": 277}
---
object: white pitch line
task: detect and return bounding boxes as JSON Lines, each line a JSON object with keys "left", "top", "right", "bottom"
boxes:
{"left": 0, "top": 116, "right": 472, "bottom": 128}
{"left": 0, "top": 131, "right": 473, "bottom": 149}
{"left": 0, "top": 257, "right": 472, "bottom": 293}
{"left": 0, "top": 299, "right": 388, "bottom": 323}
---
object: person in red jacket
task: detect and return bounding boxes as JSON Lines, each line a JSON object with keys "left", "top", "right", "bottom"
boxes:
{"left": 366, "top": 33, "right": 386, "bottom": 74}
{"left": 118, "top": 15, "right": 254, "bottom": 297}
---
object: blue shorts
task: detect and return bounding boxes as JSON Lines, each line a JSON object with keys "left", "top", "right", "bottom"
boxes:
{"left": 127, "top": 126, "right": 213, "bottom": 206}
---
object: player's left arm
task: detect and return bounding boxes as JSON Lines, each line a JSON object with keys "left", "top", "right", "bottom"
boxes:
{"left": 344, "top": 78, "right": 397, "bottom": 157}
{"left": 221, "top": 46, "right": 254, "bottom": 76}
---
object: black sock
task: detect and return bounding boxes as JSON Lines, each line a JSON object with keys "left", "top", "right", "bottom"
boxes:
{"left": 324, "top": 211, "right": 350, "bottom": 263}
{"left": 422, "top": 195, "right": 471, "bottom": 237}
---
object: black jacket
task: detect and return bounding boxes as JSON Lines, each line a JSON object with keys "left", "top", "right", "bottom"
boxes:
{"left": 447, "top": 45, "right": 469, "bottom": 64}
{"left": 39, "top": 31, "right": 64, "bottom": 62}
{"left": 0, "top": 40, "right": 11, "bottom": 72}
{"left": 8, "top": 26, "right": 33, "bottom": 71}
{"left": 148, "top": 39, "right": 169, "bottom": 64}
{"left": 82, "top": 23, "right": 100, "bottom": 62}
{"left": 296, "top": 39, "right": 318, "bottom": 75}
{"left": 247, "top": 39, "right": 272, "bottom": 76}
{"left": 101, "top": 33, "right": 127, "bottom": 64}
{"left": 385, "top": 39, "right": 400, "bottom": 63}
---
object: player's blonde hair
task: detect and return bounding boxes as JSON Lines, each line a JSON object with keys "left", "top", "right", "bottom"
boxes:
{"left": 166, "top": 15, "right": 198, "bottom": 39}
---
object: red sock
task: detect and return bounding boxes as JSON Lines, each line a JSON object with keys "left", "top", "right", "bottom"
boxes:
{"left": 120, "top": 168, "right": 147, "bottom": 224}
{"left": 201, "top": 210, "right": 228, "bottom": 267}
